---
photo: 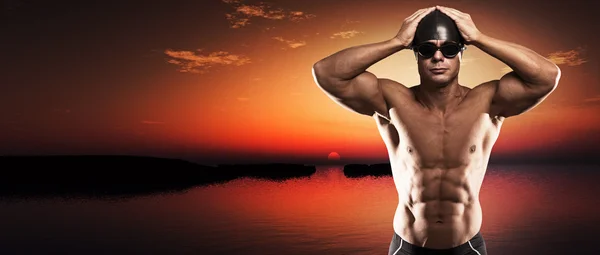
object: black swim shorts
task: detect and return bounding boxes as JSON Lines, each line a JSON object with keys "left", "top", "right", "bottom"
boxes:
{"left": 388, "top": 231, "right": 487, "bottom": 255}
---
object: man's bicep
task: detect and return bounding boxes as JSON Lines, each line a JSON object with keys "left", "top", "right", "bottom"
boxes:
{"left": 491, "top": 71, "right": 555, "bottom": 118}
{"left": 325, "top": 72, "right": 390, "bottom": 118}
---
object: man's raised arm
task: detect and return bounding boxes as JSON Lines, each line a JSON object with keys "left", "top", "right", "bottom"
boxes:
{"left": 437, "top": 6, "right": 561, "bottom": 118}
{"left": 312, "top": 7, "right": 436, "bottom": 119}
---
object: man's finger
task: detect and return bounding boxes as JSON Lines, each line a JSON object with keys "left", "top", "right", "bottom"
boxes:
{"left": 405, "top": 10, "right": 422, "bottom": 21}
{"left": 439, "top": 6, "right": 466, "bottom": 19}
{"left": 407, "top": 7, "right": 428, "bottom": 20}
{"left": 445, "top": 6, "right": 467, "bottom": 16}
{"left": 437, "top": 6, "right": 461, "bottom": 21}
{"left": 446, "top": 8, "right": 465, "bottom": 19}
{"left": 410, "top": 7, "right": 435, "bottom": 22}
{"left": 407, "top": 7, "right": 432, "bottom": 21}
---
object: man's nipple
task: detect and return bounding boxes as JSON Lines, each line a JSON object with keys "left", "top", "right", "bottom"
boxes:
{"left": 469, "top": 145, "right": 476, "bottom": 153}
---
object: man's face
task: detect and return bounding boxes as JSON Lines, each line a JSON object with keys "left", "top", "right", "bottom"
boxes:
{"left": 414, "top": 40, "right": 463, "bottom": 85}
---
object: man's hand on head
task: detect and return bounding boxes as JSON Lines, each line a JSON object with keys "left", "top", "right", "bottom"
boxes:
{"left": 394, "top": 7, "right": 436, "bottom": 48}
{"left": 436, "top": 6, "right": 483, "bottom": 45}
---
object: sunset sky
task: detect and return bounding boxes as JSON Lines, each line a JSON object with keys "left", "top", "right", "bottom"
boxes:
{"left": 2, "top": 0, "right": 599, "bottom": 165}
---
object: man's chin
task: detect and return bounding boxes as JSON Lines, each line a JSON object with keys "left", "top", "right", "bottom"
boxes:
{"left": 427, "top": 76, "right": 451, "bottom": 86}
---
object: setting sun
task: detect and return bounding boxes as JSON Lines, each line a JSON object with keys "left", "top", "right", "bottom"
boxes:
{"left": 328, "top": 152, "right": 341, "bottom": 161}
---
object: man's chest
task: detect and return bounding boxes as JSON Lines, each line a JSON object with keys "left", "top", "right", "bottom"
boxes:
{"left": 383, "top": 105, "right": 501, "bottom": 167}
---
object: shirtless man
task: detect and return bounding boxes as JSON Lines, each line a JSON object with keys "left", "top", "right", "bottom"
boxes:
{"left": 312, "top": 6, "right": 561, "bottom": 255}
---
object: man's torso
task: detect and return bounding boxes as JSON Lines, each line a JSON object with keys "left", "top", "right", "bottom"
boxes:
{"left": 375, "top": 80, "right": 503, "bottom": 249}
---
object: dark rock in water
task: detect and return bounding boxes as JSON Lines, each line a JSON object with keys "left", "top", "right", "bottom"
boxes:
{"left": 0, "top": 155, "right": 316, "bottom": 198}
{"left": 344, "top": 163, "right": 391, "bottom": 178}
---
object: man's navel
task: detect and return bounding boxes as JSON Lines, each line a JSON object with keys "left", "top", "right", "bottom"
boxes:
{"left": 469, "top": 145, "right": 476, "bottom": 153}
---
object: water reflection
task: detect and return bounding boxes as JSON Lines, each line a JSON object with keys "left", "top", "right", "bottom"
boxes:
{"left": 0, "top": 164, "right": 599, "bottom": 254}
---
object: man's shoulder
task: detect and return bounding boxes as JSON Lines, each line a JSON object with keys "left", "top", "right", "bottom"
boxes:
{"left": 463, "top": 80, "right": 500, "bottom": 105}
{"left": 470, "top": 80, "right": 500, "bottom": 96}
{"left": 468, "top": 80, "right": 506, "bottom": 121}
{"left": 378, "top": 78, "right": 415, "bottom": 98}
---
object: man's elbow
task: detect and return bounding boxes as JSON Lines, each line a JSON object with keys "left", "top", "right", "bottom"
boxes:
{"left": 312, "top": 60, "right": 325, "bottom": 77}
{"left": 313, "top": 60, "right": 323, "bottom": 70}
{"left": 552, "top": 64, "right": 561, "bottom": 87}
{"left": 546, "top": 64, "right": 561, "bottom": 94}
{"left": 312, "top": 61, "right": 337, "bottom": 89}
{"left": 313, "top": 59, "right": 329, "bottom": 73}
{"left": 535, "top": 63, "right": 561, "bottom": 95}
{"left": 312, "top": 62, "right": 325, "bottom": 87}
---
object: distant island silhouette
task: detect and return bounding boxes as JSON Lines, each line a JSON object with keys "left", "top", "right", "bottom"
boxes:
{"left": 0, "top": 155, "right": 316, "bottom": 198}
{"left": 343, "top": 163, "right": 392, "bottom": 178}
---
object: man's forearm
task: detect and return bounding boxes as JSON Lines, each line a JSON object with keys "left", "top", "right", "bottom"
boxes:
{"left": 314, "top": 38, "right": 406, "bottom": 81}
{"left": 472, "top": 34, "right": 560, "bottom": 86}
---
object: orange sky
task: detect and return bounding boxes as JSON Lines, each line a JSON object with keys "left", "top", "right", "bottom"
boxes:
{"left": 1, "top": 0, "right": 599, "bottom": 165}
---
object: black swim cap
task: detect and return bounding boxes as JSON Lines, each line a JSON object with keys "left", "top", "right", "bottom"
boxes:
{"left": 412, "top": 9, "right": 465, "bottom": 47}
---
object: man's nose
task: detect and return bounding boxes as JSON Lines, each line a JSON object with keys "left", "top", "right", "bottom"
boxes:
{"left": 432, "top": 49, "right": 444, "bottom": 60}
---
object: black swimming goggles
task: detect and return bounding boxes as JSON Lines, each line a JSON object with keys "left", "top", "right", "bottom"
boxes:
{"left": 412, "top": 42, "right": 466, "bottom": 59}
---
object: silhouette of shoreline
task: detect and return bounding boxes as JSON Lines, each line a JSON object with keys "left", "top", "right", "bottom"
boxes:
{"left": 343, "top": 163, "right": 392, "bottom": 178}
{"left": 2, "top": 155, "right": 597, "bottom": 198}
{"left": 0, "top": 155, "right": 316, "bottom": 198}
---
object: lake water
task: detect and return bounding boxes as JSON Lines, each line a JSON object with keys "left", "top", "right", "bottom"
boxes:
{"left": 1, "top": 164, "right": 599, "bottom": 254}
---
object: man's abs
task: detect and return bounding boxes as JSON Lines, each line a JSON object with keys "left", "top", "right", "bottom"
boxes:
{"left": 392, "top": 166, "right": 484, "bottom": 249}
